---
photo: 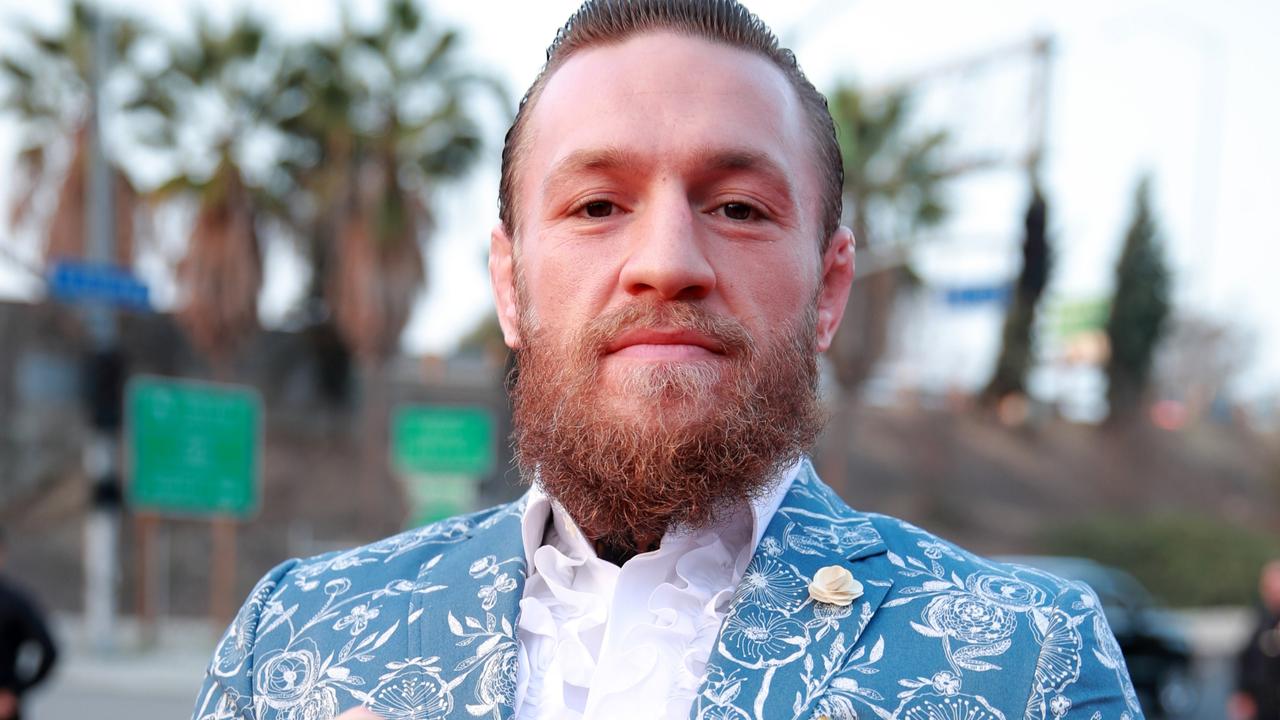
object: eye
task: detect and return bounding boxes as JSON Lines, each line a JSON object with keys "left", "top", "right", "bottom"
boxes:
{"left": 720, "top": 202, "right": 760, "bottom": 221}
{"left": 582, "top": 200, "right": 614, "bottom": 218}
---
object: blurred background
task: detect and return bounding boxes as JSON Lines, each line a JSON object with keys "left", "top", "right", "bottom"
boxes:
{"left": 0, "top": 0, "right": 1276, "bottom": 718}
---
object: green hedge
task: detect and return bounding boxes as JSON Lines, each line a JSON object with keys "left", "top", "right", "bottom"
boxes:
{"left": 1041, "top": 513, "right": 1280, "bottom": 608}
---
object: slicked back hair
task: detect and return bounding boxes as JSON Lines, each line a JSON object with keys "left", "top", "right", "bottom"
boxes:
{"left": 498, "top": 0, "right": 844, "bottom": 252}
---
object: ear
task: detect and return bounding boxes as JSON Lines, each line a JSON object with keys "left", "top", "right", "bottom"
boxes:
{"left": 489, "top": 223, "right": 522, "bottom": 349}
{"left": 814, "top": 225, "right": 855, "bottom": 353}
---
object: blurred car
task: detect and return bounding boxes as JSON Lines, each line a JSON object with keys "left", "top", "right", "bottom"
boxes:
{"left": 1000, "top": 556, "right": 1197, "bottom": 718}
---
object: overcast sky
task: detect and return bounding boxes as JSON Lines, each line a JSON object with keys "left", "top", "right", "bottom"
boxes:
{"left": 1, "top": 0, "right": 1277, "bottom": 401}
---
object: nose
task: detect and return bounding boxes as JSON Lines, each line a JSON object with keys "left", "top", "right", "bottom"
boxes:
{"left": 618, "top": 190, "right": 716, "bottom": 301}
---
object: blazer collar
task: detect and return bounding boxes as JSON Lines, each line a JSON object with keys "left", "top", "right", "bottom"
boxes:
{"left": 693, "top": 459, "right": 895, "bottom": 720}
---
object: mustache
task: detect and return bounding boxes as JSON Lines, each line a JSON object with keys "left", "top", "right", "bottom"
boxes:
{"left": 575, "top": 300, "right": 755, "bottom": 358}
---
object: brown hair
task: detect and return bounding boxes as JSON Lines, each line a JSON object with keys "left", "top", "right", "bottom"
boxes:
{"left": 498, "top": 0, "right": 843, "bottom": 250}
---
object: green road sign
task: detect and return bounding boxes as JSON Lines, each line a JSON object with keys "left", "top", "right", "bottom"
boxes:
{"left": 127, "top": 376, "right": 262, "bottom": 517}
{"left": 392, "top": 404, "right": 495, "bottom": 528}
{"left": 391, "top": 404, "right": 495, "bottom": 477}
{"left": 1049, "top": 298, "right": 1111, "bottom": 339}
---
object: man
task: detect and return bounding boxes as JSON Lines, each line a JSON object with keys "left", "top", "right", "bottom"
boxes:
{"left": 1232, "top": 560, "right": 1280, "bottom": 719}
{"left": 0, "top": 531, "right": 58, "bottom": 720}
{"left": 193, "top": 2, "right": 1142, "bottom": 718}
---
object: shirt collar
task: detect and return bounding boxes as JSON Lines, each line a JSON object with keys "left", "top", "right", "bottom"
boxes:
{"left": 520, "top": 457, "right": 802, "bottom": 569}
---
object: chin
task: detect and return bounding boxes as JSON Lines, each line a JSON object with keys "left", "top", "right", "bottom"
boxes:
{"left": 598, "top": 384, "right": 729, "bottom": 434}
{"left": 604, "top": 360, "right": 729, "bottom": 402}
{"left": 612, "top": 402, "right": 723, "bottom": 437}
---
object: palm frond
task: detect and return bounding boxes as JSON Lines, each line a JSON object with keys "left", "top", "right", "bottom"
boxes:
{"left": 416, "top": 29, "right": 457, "bottom": 76}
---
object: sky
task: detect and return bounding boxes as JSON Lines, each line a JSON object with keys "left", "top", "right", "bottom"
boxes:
{"left": 1, "top": 0, "right": 1277, "bottom": 402}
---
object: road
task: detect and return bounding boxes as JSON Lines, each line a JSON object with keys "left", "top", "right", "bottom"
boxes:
{"left": 31, "top": 691, "right": 197, "bottom": 720}
{"left": 26, "top": 615, "right": 211, "bottom": 720}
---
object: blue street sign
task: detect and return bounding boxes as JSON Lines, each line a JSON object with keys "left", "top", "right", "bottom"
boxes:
{"left": 48, "top": 260, "right": 150, "bottom": 311}
{"left": 942, "top": 285, "right": 1011, "bottom": 307}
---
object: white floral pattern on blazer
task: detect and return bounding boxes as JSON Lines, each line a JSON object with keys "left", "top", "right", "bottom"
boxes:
{"left": 192, "top": 459, "right": 1144, "bottom": 720}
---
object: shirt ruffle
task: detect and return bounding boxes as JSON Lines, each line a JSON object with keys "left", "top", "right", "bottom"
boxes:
{"left": 513, "top": 461, "right": 800, "bottom": 719}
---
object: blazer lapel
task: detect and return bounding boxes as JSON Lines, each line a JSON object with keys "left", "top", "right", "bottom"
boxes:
{"left": 402, "top": 498, "right": 529, "bottom": 719}
{"left": 693, "top": 461, "right": 895, "bottom": 720}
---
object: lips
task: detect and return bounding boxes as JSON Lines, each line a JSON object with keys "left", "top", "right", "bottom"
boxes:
{"left": 604, "top": 328, "right": 727, "bottom": 358}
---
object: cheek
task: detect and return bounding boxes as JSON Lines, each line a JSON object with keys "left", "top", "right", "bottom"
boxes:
{"left": 519, "top": 247, "right": 613, "bottom": 333}
{"left": 722, "top": 245, "right": 819, "bottom": 326}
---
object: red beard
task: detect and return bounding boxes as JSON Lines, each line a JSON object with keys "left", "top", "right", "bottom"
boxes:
{"left": 509, "top": 298, "right": 824, "bottom": 554}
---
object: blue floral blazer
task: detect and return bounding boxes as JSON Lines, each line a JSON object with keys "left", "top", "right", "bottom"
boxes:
{"left": 192, "top": 460, "right": 1144, "bottom": 720}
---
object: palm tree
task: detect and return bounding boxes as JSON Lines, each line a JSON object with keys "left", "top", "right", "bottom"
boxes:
{"left": 282, "top": 0, "right": 496, "bottom": 366}
{"left": 826, "top": 86, "right": 952, "bottom": 401}
{"left": 169, "top": 160, "right": 263, "bottom": 377}
{"left": 0, "top": 1, "right": 141, "bottom": 267}
{"left": 276, "top": 0, "right": 502, "bottom": 526}
{"left": 822, "top": 84, "right": 954, "bottom": 495}
{"left": 981, "top": 183, "right": 1050, "bottom": 407}
{"left": 132, "top": 15, "right": 302, "bottom": 376}
{"left": 1105, "top": 177, "right": 1170, "bottom": 425}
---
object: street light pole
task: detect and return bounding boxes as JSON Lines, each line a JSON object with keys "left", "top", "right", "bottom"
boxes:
{"left": 83, "top": 8, "right": 123, "bottom": 654}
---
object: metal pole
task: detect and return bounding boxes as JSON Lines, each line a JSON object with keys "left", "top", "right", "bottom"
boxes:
{"left": 134, "top": 512, "right": 158, "bottom": 648}
{"left": 1026, "top": 36, "right": 1054, "bottom": 185}
{"left": 83, "top": 8, "right": 122, "bottom": 655}
{"left": 211, "top": 516, "right": 237, "bottom": 627}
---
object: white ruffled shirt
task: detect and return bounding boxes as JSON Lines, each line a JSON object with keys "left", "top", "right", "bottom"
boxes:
{"left": 513, "top": 461, "right": 800, "bottom": 719}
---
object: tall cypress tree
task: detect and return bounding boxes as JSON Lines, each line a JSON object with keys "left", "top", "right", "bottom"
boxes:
{"left": 983, "top": 183, "right": 1051, "bottom": 404}
{"left": 1105, "top": 177, "right": 1171, "bottom": 424}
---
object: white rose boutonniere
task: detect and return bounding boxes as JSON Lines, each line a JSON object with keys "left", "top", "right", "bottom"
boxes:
{"left": 809, "top": 565, "right": 863, "bottom": 606}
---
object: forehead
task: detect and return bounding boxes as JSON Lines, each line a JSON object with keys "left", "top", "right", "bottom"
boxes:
{"left": 518, "top": 32, "right": 819, "bottom": 214}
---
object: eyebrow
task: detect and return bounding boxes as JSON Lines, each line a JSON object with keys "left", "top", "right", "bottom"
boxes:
{"left": 697, "top": 149, "right": 797, "bottom": 208}
{"left": 541, "top": 145, "right": 798, "bottom": 209}
{"left": 542, "top": 146, "right": 648, "bottom": 199}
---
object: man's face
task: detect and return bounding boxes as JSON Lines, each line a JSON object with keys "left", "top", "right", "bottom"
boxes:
{"left": 493, "top": 32, "right": 853, "bottom": 417}
{"left": 489, "top": 32, "right": 854, "bottom": 547}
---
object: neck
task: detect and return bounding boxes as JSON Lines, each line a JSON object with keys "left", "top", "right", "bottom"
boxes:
{"left": 592, "top": 534, "right": 661, "bottom": 566}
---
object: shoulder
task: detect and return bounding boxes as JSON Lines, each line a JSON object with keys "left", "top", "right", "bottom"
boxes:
{"left": 862, "top": 511, "right": 1085, "bottom": 601}
{"left": 852, "top": 513, "right": 1141, "bottom": 716}
{"left": 774, "top": 468, "right": 1142, "bottom": 716}
{"left": 209, "top": 499, "right": 526, "bottom": 673}
{"left": 262, "top": 498, "right": 527, "bottom": 599}
{"left": 788, "top": 465, "right": 1086, "bottom": 601}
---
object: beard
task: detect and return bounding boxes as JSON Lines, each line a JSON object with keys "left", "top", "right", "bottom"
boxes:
{"left": 509, "top": 297, "right": 825, "bottom": 553}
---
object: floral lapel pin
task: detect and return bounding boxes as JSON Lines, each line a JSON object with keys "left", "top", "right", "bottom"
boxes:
{"left": 809, "top": 565, "right": 863, "bottom": 606}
